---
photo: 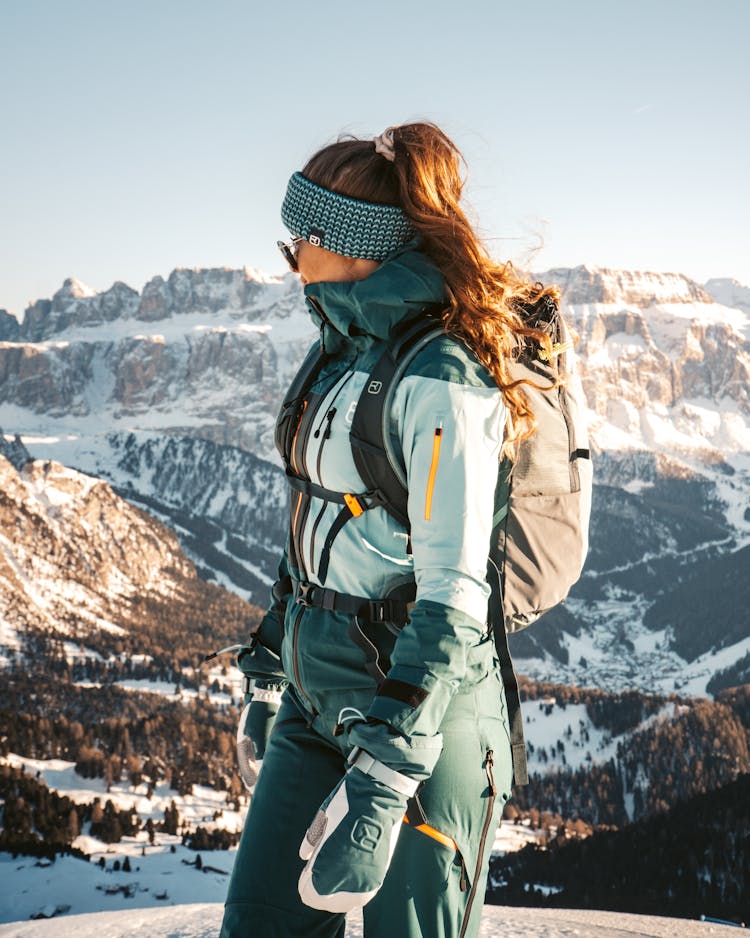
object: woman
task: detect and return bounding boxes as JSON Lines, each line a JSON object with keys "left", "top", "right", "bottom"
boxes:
{"left": 222, "top": 122, "right": 557, "bottom": 938}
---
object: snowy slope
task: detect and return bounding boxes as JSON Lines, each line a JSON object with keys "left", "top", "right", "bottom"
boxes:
{"left": 0, "top": 900, "right": 740, "bottom": 937}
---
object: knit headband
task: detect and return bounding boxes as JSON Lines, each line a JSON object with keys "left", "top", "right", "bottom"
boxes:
{"left": 280, "top": 172, "right": 415, "bottom": 261}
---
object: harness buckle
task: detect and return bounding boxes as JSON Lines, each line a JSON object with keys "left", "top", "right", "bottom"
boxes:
{"left": 295, "top": 582, "right": 315, "bottom": 606}
{"left": 367, "top": 600, "right": 388, "bottom": 623}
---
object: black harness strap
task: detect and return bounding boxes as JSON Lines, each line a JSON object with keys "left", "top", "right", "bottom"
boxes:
{"left": 292, "top": 579, "right": 415, "bottom": 625}
{"left": 285, "top": 472, "right": 351, "bottom": 505}
{"left": 317, "top": 504, "right": 356, "bottom": 584}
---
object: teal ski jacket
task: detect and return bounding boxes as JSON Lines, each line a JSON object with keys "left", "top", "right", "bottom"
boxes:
{"left": 249, "top": 239, "right": 508, "bottom": 780}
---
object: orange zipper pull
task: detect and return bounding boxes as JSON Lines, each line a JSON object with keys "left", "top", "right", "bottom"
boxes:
{"left": 424, "top": 426, "right": 443, "bottom": 521}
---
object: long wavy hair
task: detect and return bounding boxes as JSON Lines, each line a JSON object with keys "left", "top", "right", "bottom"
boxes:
{"left": 301, "top": 122, "right": 560, "bottom": 451}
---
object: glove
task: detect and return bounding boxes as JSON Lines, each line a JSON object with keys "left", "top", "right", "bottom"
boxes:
{"left": 297, "top": 748, "right": 420, "bottom": 913}
{"left": 237, "top": 684, "right": 283, "bottom": 792}
{"left": 237, "top": 651, "right": 286, "bottom": 793}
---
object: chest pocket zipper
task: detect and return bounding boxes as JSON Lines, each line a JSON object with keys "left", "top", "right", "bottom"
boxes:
{"left": 307, "top": 369, "right": 355, "bottom": 572}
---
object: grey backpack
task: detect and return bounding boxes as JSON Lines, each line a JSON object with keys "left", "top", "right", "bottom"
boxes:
{"left": 349, "top": 293, "right": 592, "bottom": 634}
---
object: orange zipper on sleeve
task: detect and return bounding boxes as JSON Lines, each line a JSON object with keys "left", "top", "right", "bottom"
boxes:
{"left": 424, "top": 427, "right": 443, "bottom": 521}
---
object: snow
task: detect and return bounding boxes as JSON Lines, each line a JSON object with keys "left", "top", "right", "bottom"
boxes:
{"left": 492, "top": 821, "right": 541, "bottom": 854}
{"left": 1, "top": 754, "right": 245, "bottom": 835}
{"left": 16, "top": 303, "right": 310, "bottom": 352}
{"left": 521, "top": 699, "right": 685, "bottom": 776}
{"left": 0, "top": 901, "right": 740, "bottom": 937}
{"left": 0, "top": 622, "right": 21, "bottom": 667}
{"left": 675, "top": 634, "right": 750, "bottom": 696}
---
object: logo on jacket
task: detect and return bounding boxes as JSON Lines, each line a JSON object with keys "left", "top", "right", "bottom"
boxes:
{"left": 367, "top": 380, "right": 382, "bottom": 395}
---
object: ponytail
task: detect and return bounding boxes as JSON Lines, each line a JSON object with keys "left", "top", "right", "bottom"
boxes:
{"left": 301, "top": 122, "right": 560, "bottom": 450}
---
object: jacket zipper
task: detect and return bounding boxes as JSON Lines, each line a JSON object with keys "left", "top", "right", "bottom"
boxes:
{"left": 308, "top": 369, "right": 354, "bottom": 571}
{"left": 290, "top": 399, "right": 307, "bottom": 474}
{"left": 290, "top": 604, "right": 316, "bottom": 717}
{"left": 315, "top": 408, "right": 337, "bottom": 477}
{"left": 458, "top": 749, "right": 498, "bottom": 938}
{"left": 313, "top": 369, "right": 354, "bottom": 481}
{"left": 308, "top": 503, "right": 326, "bottom": 574}
{"left": 290, "top": 386, "right": 334, "bottom": 576}
{"left": 307, "top": 407, "right": 337, "bottom": 574}
{"left": 308, "top": 295, "right": 331, "bottom": 354}
{"left": 424, "top": 426, "right": 443, "bottom": 521}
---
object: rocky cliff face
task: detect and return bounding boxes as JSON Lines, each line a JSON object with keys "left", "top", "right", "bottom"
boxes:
{"left": 17, "top": 268, "right": 286, "bottom": 342}
{"left": 533, "top": 264, "right": 713, "bottom": 306}
{"left": 0, "top": 267, "right": 311, "bottom": 454}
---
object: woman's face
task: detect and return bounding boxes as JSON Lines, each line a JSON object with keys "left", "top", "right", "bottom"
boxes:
{"left": 296, "top": 240, "right": 380, "bottom": 286}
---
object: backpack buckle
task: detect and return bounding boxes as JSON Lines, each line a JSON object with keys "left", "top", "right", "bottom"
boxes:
{"left": 295, "top": 582, "right": 315, "bottom": 606}
{"left": 366, "top": 600, "right": 388, "bottom": 622}
{"left": 343, "top": 492, "right": 365, "bottom": 517}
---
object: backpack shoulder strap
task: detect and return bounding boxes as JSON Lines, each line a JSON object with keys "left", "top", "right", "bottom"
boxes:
{"left": 349, "top": 317, "right": 446, "bottom": 531}
{"left": 275, "top": 341, "right": 328, "bottom": 464}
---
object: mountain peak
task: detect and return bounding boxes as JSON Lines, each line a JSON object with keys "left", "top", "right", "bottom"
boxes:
{"left": 703, "top": 277, "right": 750, "bottom": 313}
{"left": 58, "top": 277, "right": 97, "bottom": 300}
{"left": 533, "top": 265, "right": 712, "bottom": 306}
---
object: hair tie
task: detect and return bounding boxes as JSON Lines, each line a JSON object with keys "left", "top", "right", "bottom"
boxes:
{"left": 373, "top": 126, "right": 397, "bottom": 162}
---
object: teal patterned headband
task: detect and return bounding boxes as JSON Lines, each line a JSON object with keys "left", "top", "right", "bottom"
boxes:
{"left": 280, "top": 172, "right": 415, "bottom": 261}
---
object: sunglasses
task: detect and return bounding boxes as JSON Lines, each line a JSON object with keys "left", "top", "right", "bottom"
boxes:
{"left": 277, "top": 236, "right": 304, "bottom": 272}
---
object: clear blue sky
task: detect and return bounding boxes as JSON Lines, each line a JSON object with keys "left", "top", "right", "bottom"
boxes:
{"left": 1, "top": 0, "right": 747, "bottom": 319}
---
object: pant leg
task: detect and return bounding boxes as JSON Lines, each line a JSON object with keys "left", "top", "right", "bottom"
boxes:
{"left": 221, "top": 691, "right": 348, "bottom": 938}
{"left": 363, "top": 668, "right": 513, "bottom": 938}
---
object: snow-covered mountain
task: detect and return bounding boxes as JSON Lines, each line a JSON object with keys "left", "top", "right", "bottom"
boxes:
{"left": 1, "top": 263, "right": 749, "bottom": 694}
{"left": 0, "top": 269, "right": 311, "bottom": 456}
{"left": 0, "top": 447, "right": 261, "bottom": 666}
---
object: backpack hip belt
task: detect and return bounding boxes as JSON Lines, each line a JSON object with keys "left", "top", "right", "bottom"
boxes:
{"left": 292, "top": 577, "right": 414, "bottom": 627}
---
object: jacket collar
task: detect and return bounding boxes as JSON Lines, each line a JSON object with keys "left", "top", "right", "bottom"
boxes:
{"left": 303, "top": 239, "right": 447, "bottom": 353}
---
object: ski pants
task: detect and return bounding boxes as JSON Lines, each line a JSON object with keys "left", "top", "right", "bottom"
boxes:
{"left": 221, "top": 668, "right": 513, "bottom": 938}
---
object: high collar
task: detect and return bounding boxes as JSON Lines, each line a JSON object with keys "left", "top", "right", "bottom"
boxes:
{"left": 302, "top": 239, "right": 447, "bottom": 354}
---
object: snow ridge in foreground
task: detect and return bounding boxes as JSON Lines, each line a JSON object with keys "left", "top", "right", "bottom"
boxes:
{"left": 0, "top": 902, "right": 740, "bottom": 938}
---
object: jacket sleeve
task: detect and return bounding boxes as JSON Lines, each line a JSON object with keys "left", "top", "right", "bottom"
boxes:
{"left": 349, "top": 354, "right": 505, "bottom": 779}
{"left": 237, "top": 549, "right": 291, "bottom": 683}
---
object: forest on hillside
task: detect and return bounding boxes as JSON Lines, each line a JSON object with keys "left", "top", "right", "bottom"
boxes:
{"left": 487, "top": 773, "right": 750, "bottom": 923}
{"left": 2, "top": 611, "right": 749, "bottom": 922}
